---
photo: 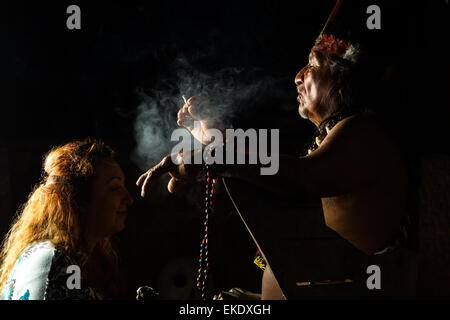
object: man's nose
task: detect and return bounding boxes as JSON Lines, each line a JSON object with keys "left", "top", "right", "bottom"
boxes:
{"left": 295, "top": 66, "right": 307, "bottom": 86}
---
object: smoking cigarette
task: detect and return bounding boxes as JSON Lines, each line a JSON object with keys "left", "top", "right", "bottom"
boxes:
{"left": 182, "top": 95, "right": 187, "bottom": 104}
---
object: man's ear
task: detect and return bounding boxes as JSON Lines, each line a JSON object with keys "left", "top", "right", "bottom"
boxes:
{"left": 337, "top": 88, "right": 344, "bottom": 107}
{"left": 325, "top": 86, "right": 341, "bottom": 113}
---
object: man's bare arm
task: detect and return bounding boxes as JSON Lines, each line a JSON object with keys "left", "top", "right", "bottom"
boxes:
{"left": 221, "top": 115, "right": 390, "bottom": 198}
{"left": 137, "top": 115, "right": 392, "bottom": 199}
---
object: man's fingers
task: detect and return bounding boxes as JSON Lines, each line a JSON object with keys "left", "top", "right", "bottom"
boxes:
{"left": 138, "top": 156, "right": 174, "bottom": 197}
{"left": 178, "top": 105, "right": 194, "bottom": 122}
{"left": 186, "top": 96, "right": 225, "bottom": 137}
{"left": 179, "top": 118, "right": 195, "bottom": 131}
{"left": 167, "top": 176, "right": 186, "bottom": 194}
{"left": 186, "top": 96, "right": 216, "bottom": 120}
{"left": 140, "top": 172, "right": 156, "bottom": 198}
{"left": 177, "top": 105, "right": 195, "bottom": 130}
{"left": 177, "top": 118, "right": 194, "bottom": 130}
{"left": 136, "top": 172, "right": 147, "bottom": 187}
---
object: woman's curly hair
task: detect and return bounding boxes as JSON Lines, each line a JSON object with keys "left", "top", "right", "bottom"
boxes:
{"left": 0, "top": 139, "right": 122, "bottom": 298}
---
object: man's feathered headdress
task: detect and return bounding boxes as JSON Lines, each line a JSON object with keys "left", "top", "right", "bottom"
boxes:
{"left": 312, "top": 0, "right": 362, "bottom": 63}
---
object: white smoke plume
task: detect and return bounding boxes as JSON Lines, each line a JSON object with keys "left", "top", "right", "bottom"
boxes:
{"left": 131, "top": 54, "right": 278, "bottom": 171}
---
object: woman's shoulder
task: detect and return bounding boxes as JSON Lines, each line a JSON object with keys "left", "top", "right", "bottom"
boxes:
{"left": 1, "top": 241, "right": 56, "bottom": 300}
{"left": 20, "top": 241, "right": 56, "bottom": 263}
{"left": 2, "top": 241, "right": 97, "bottom": 300}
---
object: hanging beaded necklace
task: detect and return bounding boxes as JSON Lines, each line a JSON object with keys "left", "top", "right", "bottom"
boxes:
{"left": 307, "top": 113, "right": 352, "bottom": 154}
{"left": 196, "top": 164, "right": 217, "bottom": 299}
{"left": 181, "top": 95, "right": 218, "bottom": 300}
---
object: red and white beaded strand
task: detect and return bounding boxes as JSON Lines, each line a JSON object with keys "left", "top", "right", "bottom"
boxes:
{"left": 197, "top": 164, "right": 216, "bottom": 299}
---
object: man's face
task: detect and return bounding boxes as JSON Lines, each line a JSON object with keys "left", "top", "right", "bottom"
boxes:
{"left": 295, "top": 50, "right": 333, "bottom": 126}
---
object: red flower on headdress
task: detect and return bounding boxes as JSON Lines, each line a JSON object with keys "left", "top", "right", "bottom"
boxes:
{"left": 315, "top": 34, "right": 352, "bottom": 57}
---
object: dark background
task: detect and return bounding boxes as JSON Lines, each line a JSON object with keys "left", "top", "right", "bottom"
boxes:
{"left": 1, "top": 0, "right": 448, "bottom": 299}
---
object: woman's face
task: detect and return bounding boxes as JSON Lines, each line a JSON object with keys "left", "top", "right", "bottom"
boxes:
{"left": 85, "top": 160, "right": 133, "bottom": 239}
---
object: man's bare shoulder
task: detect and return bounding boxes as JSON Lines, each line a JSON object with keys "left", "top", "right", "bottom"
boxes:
{"left": 331, "top": 114, "right": 386, "bottom": 137}
{"left": 308, "top": 113, "right": 404, "bottom": 195}
{"left": 322, "top": 114, "right": 396, "bottom": 154}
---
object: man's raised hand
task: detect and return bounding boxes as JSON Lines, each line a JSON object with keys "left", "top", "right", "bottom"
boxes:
{"left": 177, "top": 96, "right": 225, "bottom": 145}
{"left": 136, "top": 153, "right": 202, "bottom": 197}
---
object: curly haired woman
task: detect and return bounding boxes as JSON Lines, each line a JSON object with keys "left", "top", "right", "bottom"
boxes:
{"left": 0, "top": 139, "right": 133, "bottom": 300}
